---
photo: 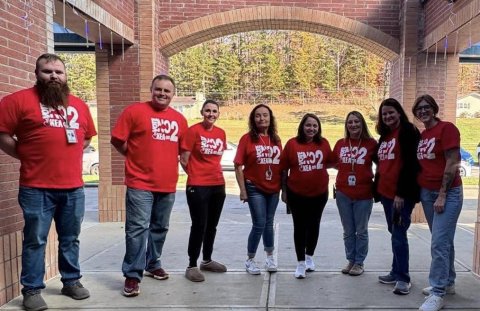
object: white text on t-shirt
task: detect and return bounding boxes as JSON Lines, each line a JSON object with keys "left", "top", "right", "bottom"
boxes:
{"left": 255, "top": 145, "right": 281, "bottom": 164}
{"left": 297, "top": 150, "right": 324, "bottom": 172}
{"left": 417, "top": 137, "right": 436, "bottom": 160}
{"left": 339, "top": 146, "right": 367, "bottom": 164}
{"left": 151, "top": 118, "right": 179, "bottom": 142}
{"left": 378, "top": 138, "right": 396, "bottom": 161}
{"left": 200, "top": 136, "right": 224, "bottom": 155}
{"left": 40, "top": 103, "right": 80, "bottom": 129}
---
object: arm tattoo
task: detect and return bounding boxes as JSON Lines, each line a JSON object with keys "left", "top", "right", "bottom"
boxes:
{"left": 440, "top": 148, "right": 460, "bottom": 192}
{"left": 441, "top": 171, "right": 455, "bottom": 191}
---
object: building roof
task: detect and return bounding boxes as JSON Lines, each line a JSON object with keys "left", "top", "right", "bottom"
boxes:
{"left": 458, "top": 92, "right": 480, "bottom": 101}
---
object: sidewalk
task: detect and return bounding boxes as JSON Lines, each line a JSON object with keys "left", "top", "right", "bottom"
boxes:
{"left": 1, "top": 182, "right": 479, "bottom": 310}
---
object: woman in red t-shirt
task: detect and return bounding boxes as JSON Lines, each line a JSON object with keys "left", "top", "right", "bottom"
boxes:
{"left": 332, "top": 111, "right": 377, "bottom": 277}
{"left": 180, "top": 100, "right": 227, "bottom": 282}
{"left": 375, "top": 98, "right": 420, "bottom": 295}
{"left": 280, "top": 113, "right": 332, "bottom": 279}
{"left": 234, "top": 104, "right": 282, "bottom": 275}
{"left": 412, "top": 95, "right": 463, "bottom": 311}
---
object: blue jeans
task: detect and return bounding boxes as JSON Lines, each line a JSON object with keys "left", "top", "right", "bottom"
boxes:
{"left": 336, "top": 191, "right": 373, "bottom": 265}
{"left": 18, "top": 186, "right": 85, "bottom": 292}
{"left": 245, "top": 182, "right": 279, "bottom": 257}
{"left": 421, "top": 186, "right": 463, "bottom": 297}
{"left": 122, "top": 188, "right": 175, "bottom": 281}
{"left": 381, "top": 196, "right": 415, "bottom": 283}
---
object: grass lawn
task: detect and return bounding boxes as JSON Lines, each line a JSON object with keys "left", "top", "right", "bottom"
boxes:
{"left": 456, "top": 118, "right": 480, "bottom": 157}
{"left": 83, "top": 174, "right": 99, "bottom": 183}
{"left": 211, "top": 105, "right": 479, "bottom": 157}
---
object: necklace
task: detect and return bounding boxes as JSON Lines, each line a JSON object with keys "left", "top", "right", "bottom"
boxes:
{"left": 258, "top": 134, "right": 273, "bottom": 181}
{"left": 348, "top": 138, "right": 362, "bottom": 172}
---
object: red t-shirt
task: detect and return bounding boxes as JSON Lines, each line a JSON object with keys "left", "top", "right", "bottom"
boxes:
{"left": 333, "top": 137, "right": 377, "bottom": 200}
{"left": 181, "top": 122, "right": 226, "bottom": 186}
{"left": 0, "top": 87, "right": 97, "bottom": 188}
{"left": 111, "top": 102, "right": 188, "bottom": 192}
{"left": 280, "top": 137, "right": 332, "bottom": 197}
{"left": 377, "top": 128, "right": 401, "bottom": 199}
{"left": 234, "top": 133, "right": 282, "bottom": 194}
{"left": 417, "top": 121, "right": 462, "bottom": 190}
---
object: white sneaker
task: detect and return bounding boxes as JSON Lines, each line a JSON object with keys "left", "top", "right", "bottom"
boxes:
{"left": 422, "top": 285, "right": 455, "bottom": 295}
{"left": 245, "top": 258, "right": 261, "bottom": 275}
{"left": 419, "top": 294, "right": 445, "bottom": 311}
{"left": 305, "top": 255, "right": 315, "bottom": 272}
{"left": 295, "top": 261, "right": 306, "bottom": 279}
{"left": 265, "top": 255, "right": 277, "bottom": 272}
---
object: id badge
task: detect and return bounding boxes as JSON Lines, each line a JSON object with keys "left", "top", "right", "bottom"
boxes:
{"left": 347, "top": 174, "right": 356, "bottom": 186}
{"left": 65, "top": 128, "right": 78, "bottom": 144}
{"left": 265, "top": 167, "right": 273, "bottom": 181}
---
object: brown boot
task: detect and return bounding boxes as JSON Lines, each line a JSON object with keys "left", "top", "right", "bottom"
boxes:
{"left": 341, "top": 262, "right": 354, "bottom": 274}
{"left": 185, "top": 267, "right": 205, "bottom": 282}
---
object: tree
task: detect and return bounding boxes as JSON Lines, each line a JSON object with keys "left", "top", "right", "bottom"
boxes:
{"left": 169, "top": 30, "right": 387, "bottom": 100}
{"left": 59, "top": 53, "right": 96, "bottom": 102}
{"left": 170, "top": 45, "right": 214, "bottom": 94}
{"left": 290, "top": 32, "right": 318, "bottom": 95}
{"left": 211, "top": 44, "right": 241, "bottom": 99}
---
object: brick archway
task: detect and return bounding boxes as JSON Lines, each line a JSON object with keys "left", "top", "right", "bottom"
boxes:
{"left": 158, "top": 6, "right": 399, "bottom": 60}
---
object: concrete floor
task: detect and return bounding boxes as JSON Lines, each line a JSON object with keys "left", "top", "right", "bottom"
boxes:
{"left": 2, "top": 175, "right": 479, "bottom": 310}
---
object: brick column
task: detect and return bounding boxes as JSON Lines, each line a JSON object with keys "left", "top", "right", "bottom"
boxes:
{"left": 415, "top": 53, "right": 458, "bottom": 122}
{"left": 390, "top": 0, "right": 426, "bottom": 223}
{"left": 97, "top": 0, "right": 169, "bottom": 222}
{"left": 96, "top": 46, "right": 126, "bottom": 222}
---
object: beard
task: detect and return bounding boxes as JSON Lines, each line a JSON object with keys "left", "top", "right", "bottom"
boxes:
{"left": 35, "top": 79, "right": 70, "bottom": 109}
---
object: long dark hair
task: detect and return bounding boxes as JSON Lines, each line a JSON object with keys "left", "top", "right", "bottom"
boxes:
{"left": 375, "top": 98, "right": 410, "bottom": 136}
{"left": 296, "top": 113, "right": 322, "bottom": 144}
{"left": 344, "top": 111, "right": 373, "bottom": 139}
{"left": 248, "top": 104, "right": 280, "bottom": 144}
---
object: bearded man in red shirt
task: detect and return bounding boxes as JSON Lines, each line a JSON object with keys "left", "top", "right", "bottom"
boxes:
{"left": 0, "top": 53, "right": 96, "bottom": 311}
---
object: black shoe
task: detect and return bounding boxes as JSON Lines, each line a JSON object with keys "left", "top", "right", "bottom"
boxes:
{"left": 23, "top": 289, "right": 48, "bottom": 311}
{"left": 61, "top": 280, "right": 90, "bottom": 300}
{"left": 378, "top": 274, "right": 396, "bottom": 284}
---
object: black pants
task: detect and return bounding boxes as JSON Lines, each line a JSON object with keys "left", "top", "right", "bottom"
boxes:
{"left": 186, "top": 185, "right": 226, "bottom": 267}
{"left": 287, "top": 188, "right": 328, "bottom": 261}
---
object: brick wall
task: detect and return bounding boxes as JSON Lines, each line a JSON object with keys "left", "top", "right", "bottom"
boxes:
{"left": 0, "top": 0, "right": 53, "bottom": 306}
{"left": 0, "top": 0, "right": 48, "bottom": 98}
{"left": 424, "top": 0, "right": 470, "bottom": 36}
{"left": 92, "top": 0, "right": 135, "bottom": 30}
{"left": 96, "top": 0, "right": 170, "bottom": 222}
{"left": 96, "top": 44, "right": 142, "bottom": 222}
{"left": 415, "top": 53, "right": 458, "bottom": 122}
{"left": 155, "top": 0, "right": 401, "bottom": 39}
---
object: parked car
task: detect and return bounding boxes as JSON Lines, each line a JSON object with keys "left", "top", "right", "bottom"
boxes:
{"left": 460, "top": 147, "right": 473, "bottom": 177}
{"left": 220, "top": 141, "right": 237, "bottom": 171}
{"left": 83, "top": 145, "right": 99, "bottom": 175}
{"left": 179, "top": 141, "right": 237, "bottom": 173}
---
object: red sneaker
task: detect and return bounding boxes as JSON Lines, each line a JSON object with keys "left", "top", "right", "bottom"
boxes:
{"left": 123, "top": 278, "right": 139, "bottom": 297}
{"left": 145, "top": 268, "right": 169, "bottom": 280}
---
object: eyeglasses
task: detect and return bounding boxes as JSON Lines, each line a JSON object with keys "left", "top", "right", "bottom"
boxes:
{"left": 414, "top": 105, "right": 432, "bottom": 113}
